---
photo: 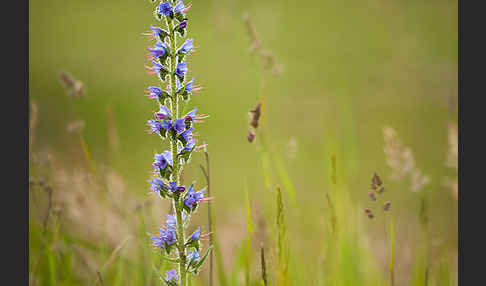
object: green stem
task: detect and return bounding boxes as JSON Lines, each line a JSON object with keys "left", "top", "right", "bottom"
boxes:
{"left": 166, "top": 16, "right": 187, "bottom": 286}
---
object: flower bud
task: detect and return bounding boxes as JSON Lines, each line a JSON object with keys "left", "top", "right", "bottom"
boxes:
{"left": 179, "top": 20, "right": 187, "bottom": 29}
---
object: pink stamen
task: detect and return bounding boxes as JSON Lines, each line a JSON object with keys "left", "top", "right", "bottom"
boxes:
{"left": 142, "top": 31, "right": 155, "bottom": 41}
{"left": 184, "top": 2, "right": 192, "bottom": 12}
{"left": 196, "top": 113, "right": 209, "bottom": 119}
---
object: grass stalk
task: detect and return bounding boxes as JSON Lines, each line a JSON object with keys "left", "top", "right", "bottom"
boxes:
{"left": 260, "top": 244, "right": 268, "bottom": 286}
{"left": 200, "top": 151, "right": 213, "bottom": 286}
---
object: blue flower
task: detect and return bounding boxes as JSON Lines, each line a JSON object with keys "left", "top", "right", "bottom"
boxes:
{"left": 147, "top": 119, "right": 163, "bottom": 134}
{"left": 151, "top": 226, "right": 176, "bottom": 248}
{"left": 152, "top": 61, "right": 167, "bottom": 77}
{"left": 146, "top": 86, "right": 162, "bottom": 99}
{"left": 161, "top": 120, "right": 173, "bottom": 131}
{"left": 177, "top": 78, "right": 201, "bottom": 100}
{"left": 149, "top": 178, "right": 166, "bottom": 194}
{"left": 156, "top": 106, "right": 172, "bottom": 120}
{"left": 178, "top": 39, "right": 193, "bottom": 55}
{"left": 168, "top": 181, "right": 178, "bottom": 193}
{"left": 147, "top": 41, "right": 167, "bottom": 58}
{"left": 158, "top": 1, "right": 173, "bottom": 16}
{"left": 189, "top": 227, "right": 201, "bottom": 242}
{"left": 165, "top": 269, "right": 178, "bottom": 283}
{"left": 150, "top": 25, "right": 164, "bottom": 38}
{"left": 176, "top": 77, "right": 184, "bottom": 91}
{"left": 151, "top": 235, "right": 163, "bottom": 247}
{"left": 183, "top": 184, "right": 206, "bottom": 209}
{"left": 187, "top": 249, "right": 200, "bottom": 265}
{"left": 173, "top": 118, "right": 186, "bottom": 134}
{"left": 179, "top": 126, "right": 194, "bottom": 145}
{"left": 169, "top": 181, "right": 186, "bottom": 194}
{"left": 153, "top": 151, "right": 173, "bottom": 170}
{"left": 166, "top": 214, "right": 176, "bottom": 228}
{"left": 144, "top": 25, "right": 168, "bottom": 41}
{"left": 175, "top": 62, "right": 188, "bottom": 78}
{"left": 162, "top": 227, "right": 176, "bottom": 245}
{"left": 184, "top": 78, "right": 195, "bottom": 93}
{"left": 174, "top": 0, "right": 187, "bottom": 15}
{"left": 166, "top": 213, "right": 187, "bottom": 230}
{"left": 178, "top": 138, "right": 196, "bottom": 154}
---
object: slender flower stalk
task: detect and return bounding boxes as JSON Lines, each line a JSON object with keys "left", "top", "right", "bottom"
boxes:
{"left": 364, "top": 172, "right": 394, "bottom": 286}
{"left": 143, "top": 1, "right": 211, "bottom": 285}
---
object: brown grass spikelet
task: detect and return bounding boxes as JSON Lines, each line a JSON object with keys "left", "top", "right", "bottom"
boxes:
{"left": 242, "top": 13, "right": 284, "bottom": 76}
{"left": 66, "top": 120, "right": 85, "bottom": 133}
{"left": 59, "top": 71, "right": 85, "bottom": 98}
{"left": 242, "top": 12, "right": 262, "bottom": 54}
{"left": 249, "top": 102, "right": 262, "bottom": 128}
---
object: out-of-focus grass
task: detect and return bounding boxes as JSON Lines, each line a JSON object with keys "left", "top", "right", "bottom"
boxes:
{"left": 30, "top": 0, "right": 457, "bottom": 285}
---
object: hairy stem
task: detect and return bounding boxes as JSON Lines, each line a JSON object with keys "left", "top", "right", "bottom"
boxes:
{"left": 166, "top": 16, "right": 187, "bottom": 286}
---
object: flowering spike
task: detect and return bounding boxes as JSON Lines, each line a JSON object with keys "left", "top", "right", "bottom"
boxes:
{"left": 144, "top": 1, "right": 211, "bottom": 283}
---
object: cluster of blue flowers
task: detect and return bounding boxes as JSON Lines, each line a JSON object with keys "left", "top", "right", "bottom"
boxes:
{"left": 143, "top": 1, "right": 210, "bottom": 285}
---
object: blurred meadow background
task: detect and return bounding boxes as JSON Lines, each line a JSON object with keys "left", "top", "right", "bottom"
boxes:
{"left": 29, "top": 0, "right": 458, "bottom": 285}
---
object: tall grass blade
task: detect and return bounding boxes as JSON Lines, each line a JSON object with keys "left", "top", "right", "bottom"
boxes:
{"left": 273, "top": 154, "right": 296, "bottom": 208}
{"left": 200, "top": 151, "right": 214, "bottom": 286}
{"left": 79, "top": 133, "right": 97, "bottom": 176}
{"left": 244, "top": 180, "right": 253, "bottom": 286}
{"left": 276, "top": 186, "right": 289, "bottom": 286}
